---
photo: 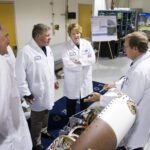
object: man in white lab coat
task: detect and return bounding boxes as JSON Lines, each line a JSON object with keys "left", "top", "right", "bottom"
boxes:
{"left": 144, "top": 133, "right": 150, "bottom": 150}
{"left": 5, "top": 45, "right": 16, "bottom": 75}
{"left": 62, "top": 23, "right": 96, "bottom": 117}
{"left": 5, "top": 45, "right": 31, "bottom": 119}
{"left": 85, "top": 31, "right": 150, "bottom": 150}
{"left": 0, "top": 24, "right": 32, "bottom": 149}
{"left": 15, "top": 24, "right": 59, "bottom": 150}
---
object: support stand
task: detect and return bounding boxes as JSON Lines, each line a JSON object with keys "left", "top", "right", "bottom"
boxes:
{"left": 97, "top": 41, "right": 114, "bottom": 61}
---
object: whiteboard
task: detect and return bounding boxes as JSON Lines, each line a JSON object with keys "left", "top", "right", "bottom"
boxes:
{"left": 91, "top": 16, "right": 118, "bottom": 42}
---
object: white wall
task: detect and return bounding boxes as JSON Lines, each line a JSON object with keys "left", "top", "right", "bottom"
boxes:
{"left": 105, "top": 0, "right": 150, "bottom": 11}
{"left": 78, "top": 0, "right": 92, "bottom": 4}
{"left": 68, "top": 0, "right": 78, "bottom": 24}
{"left": 14, "top": 0, "right": 150, "bottom": 50}
{"left": 93, "top": 0, "right": 106, "bottom": 16}
{"left": 129, "top": 0, "right": 150, "bottom": 11}
{"left": 15, "top": 0, "right": 66, "bottom": 49}
{"left": 68, "top": 0, "right": 93, "bottom": 21}
{"left": 14, "top": 0, "right": 93, "bottom": 49}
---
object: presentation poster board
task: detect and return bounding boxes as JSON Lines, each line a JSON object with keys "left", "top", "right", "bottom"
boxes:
{"left": 138, "top": 12, "right": 150, "bottom": 31}
{"left": 91, "top": 15, "right": 118, "bottom": 42}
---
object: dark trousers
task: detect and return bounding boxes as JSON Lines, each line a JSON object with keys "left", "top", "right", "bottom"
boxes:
{"left": 31, "top": 110, "right": 49, "bottom": 146}
{"left": 66, "top": 97, "right": 89, "bottom": 117}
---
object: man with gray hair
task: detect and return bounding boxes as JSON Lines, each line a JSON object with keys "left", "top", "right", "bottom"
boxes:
{"left": 0, "top": 24, "right": 32, "bottom": 149}
{"left": 16, "top": 23, "right": 59, "bottom": 150}
{"left": 85, "top": 31, "right": 150, "bottom": 150}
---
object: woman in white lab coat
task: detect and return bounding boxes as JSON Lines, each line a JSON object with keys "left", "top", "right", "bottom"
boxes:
{"left": 85, "top": 31, "right": 150, "bottom": 150}
{"left": 0, "top": 24, "right": 32, "bottom": 150}
{"left": 62, "top": 23, "right": 96, "bottom": 117}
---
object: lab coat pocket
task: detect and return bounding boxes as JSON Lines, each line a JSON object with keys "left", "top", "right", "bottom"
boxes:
{"left": 32, "top": 82, "right": 45, "bottom": 101}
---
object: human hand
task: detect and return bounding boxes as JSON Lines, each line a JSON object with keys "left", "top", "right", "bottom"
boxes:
{"left": 84, "top": 92, "right": 101, "bottom": 102}
{"left": 24, "top": 94, "right": 35, "bottom": 104}
{"left": 103, "top": 83, "right": 115, "bottom": 90}
{"left": 25, "top": 97, "right": 34, "bottom": 104}
{"left": 73, "top": 59, "right": 81, "bottom": 64}
{"left": 55, "top": 81, "right": 59, "bottom": 89}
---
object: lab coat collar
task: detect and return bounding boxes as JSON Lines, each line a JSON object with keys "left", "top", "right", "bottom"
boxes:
{"left": 69, "top": 39, "right": 81, "bottom": 50}
{"left": 30, "top": 38, "right": 45, "bottom": 53}
{"left": 131, "top": 51, "right": 150, "bottom": 67}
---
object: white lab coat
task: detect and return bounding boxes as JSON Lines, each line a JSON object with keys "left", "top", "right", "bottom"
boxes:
{"left": 144, "top": 130, "right": 150, "bottom": 150}
{"left": 100, "top": 51, "right": 150, "bottom": 149}
{"left": 15, "top": 39, "right": 55, "bottom": 111}
{"left": 62, "top": 38, "right": 96, "bottom": 99}
{"left": 0, "top": 55, "right": 32, "bottom": 150}
{"left": 5, "top": 45, "right": 16, "bottom": 77}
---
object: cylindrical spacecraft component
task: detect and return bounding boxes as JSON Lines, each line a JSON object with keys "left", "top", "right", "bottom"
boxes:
{"left": 70, "top": 92, "right": 136, "bottom": 150}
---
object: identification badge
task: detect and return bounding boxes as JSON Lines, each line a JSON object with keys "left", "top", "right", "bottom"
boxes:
{"left": 34, "top": 56, "right": 41, "bottom": 60}
{"left": 69, "top": 51, "right": 76, "bottom": 56}
{"left": 82, "top": 49, "right": 89, "bottom": 55}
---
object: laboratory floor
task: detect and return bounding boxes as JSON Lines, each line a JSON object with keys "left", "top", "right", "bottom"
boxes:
{"left": 55, "top": 56, "right": 131, "bottom": 101}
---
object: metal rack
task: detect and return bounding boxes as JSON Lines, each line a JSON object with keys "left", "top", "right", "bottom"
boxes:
{"left": 98, "top": 10, "right": 139, "bottom": 55}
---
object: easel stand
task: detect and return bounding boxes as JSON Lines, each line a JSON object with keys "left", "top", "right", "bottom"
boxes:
{"left": 97, "top": 41, "right": 114, "bottom": 61}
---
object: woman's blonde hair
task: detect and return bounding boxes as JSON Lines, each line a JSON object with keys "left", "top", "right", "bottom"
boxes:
{"left": 68, "top": 23, "right": 82, "bottom": 36}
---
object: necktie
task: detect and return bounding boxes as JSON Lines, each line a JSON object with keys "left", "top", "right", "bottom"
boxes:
{"left": 130, "top": 62, "right": 133, "bottom": 66}
{"left": 41, "top": 47, "right": 47, "bottom": 56}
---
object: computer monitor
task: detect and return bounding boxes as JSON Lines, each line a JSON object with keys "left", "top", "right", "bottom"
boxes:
{"left": 138, "top": 12, "right": 150, "bottom": 31}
